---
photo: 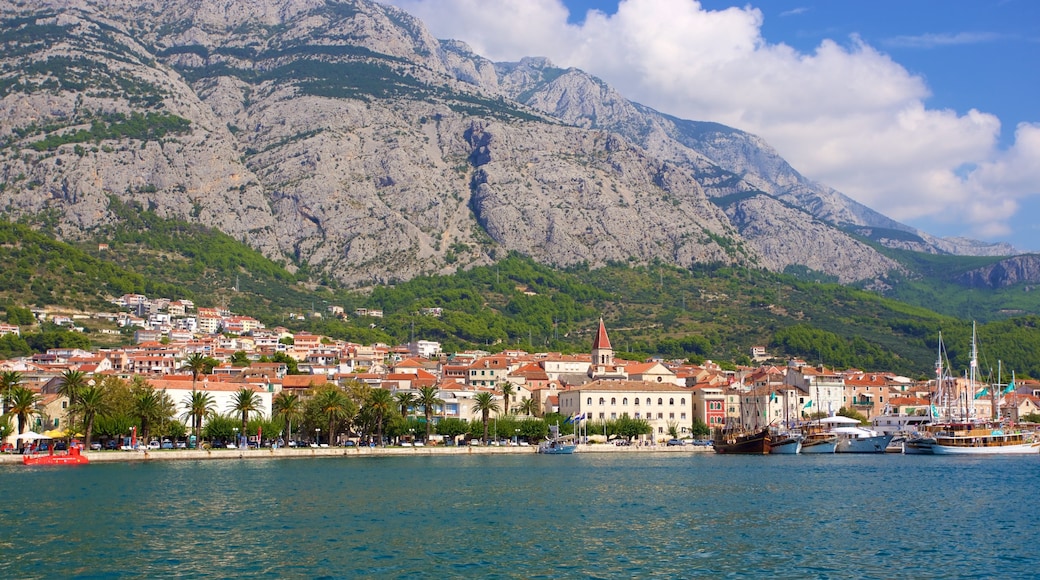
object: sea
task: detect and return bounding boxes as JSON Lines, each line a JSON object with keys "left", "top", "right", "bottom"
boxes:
{"left": 1, "top": 452, "right": 1037, "bottom": 579}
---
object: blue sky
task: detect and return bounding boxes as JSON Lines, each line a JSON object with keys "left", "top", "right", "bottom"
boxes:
{"left": 389, "top": 1, "right": 1040, "bottom": 251}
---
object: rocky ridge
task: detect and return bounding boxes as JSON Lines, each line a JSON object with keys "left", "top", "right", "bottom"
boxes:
{"left": 0, "top": 0, "right": 1024, "bottom": 289}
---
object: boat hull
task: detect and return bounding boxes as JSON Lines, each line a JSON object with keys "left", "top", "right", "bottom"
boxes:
{"left": 714, "top": 428, "right": 771, "bottom": 454}
{"left": 835, "top": 434, "right": 893, "bottom": 454}
{"left": 22, "top": 448, "right": 90, "bottom": 465}
{"left": 931, "top": 438, "right": 1038, "bottom": 455}
{"left": 903, "top": 438, "right": 935, "bottom": 455}
{"left": 769, "top": 437, "right": 802, "bottom": 454}
{"left": 538, "top": 442, "right": 577, "bottom": 454}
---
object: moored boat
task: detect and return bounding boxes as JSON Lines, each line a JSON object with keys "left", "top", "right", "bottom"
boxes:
{"left": 833, "top": 426, "right": 893, "bottom": 453}
{"left": 714, "top": 427, "right": 771, "bottom": 454}
{"left": 22, "top": 445, "right": 90, "bottom": 466}
{"left": 800, "top": 432, "right": 838, "bottom": 453}
{"left": 930, "top": 423, "right": 1038, "bottom": 455}
{"left": 769, "top": 433, "right": 802, "bottom": 454}
{"left": 538, "top": 424, "right": 577, "bottom": 454}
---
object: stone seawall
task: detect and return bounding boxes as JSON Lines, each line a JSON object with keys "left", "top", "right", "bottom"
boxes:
{"left": 1, "top": 444, "right": 708, "bottom": 464}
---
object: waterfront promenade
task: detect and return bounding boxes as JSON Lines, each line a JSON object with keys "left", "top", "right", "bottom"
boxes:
{"left": 0, "top": 442, "right": 708, "bottom": 464}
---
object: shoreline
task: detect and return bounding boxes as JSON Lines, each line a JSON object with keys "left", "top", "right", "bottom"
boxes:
{"left": 1, "top": 444, "right": 709, "bottom": 464}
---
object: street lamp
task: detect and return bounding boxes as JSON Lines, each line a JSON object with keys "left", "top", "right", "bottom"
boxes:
{"left": 316, "top": 428, "right": 321, "bottom": 446}
{"left": 233, "top": 427, "right": 239, "bottom": 448}
{"left": 514, "top": 428, "right": 519, "bottom": 446}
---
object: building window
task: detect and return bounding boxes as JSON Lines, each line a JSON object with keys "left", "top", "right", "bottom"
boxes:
{"left": 635, "top": 413, "right": 641, "bottom": 418}
{"left": 611, "top": 397, "right": 616, "bottom": 405}
{"left": 657, "top": 413, "right": 663, "bottom": 419}
{"left": 657, "top": 398, "right": 663, "bottom": 405}
{"left": 610, "top": 413, "right": 617, "bottom": 419}
{"left": 646, "top": 398, "right": 651, "bottom": 406}
{"left": 599, "top": 412, "right": 605, "bottom": 419}
{"left": 634, "top": 398, "right": 639, "bottom": 406}
{"left": 669, "top": 413, "right": 675, "bottom": 419}
{"left": 587, "top": 397, "right": 592, "bottom": 405}
{"left": 681, "top": 413, "right": 687, "bottom": 420}
{"left": 599, "top": 397, "right": 605, "bottom": 405}
{"left": 623, "top": 398, "right": 628, "bottom": 405}
{"left": 680, "top": 398, "right": 685, "bottom": 405}
{"left": 669, "top": 398, "right": 674, "bottom": 405}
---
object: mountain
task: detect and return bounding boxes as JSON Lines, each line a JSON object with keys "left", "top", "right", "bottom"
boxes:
{"left": 0, "top": 0, "right": 1026, "bottom": 291}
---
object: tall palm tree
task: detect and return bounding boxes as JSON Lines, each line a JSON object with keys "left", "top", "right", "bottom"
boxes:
{"left": 181, "top": 353, "right": 212, "bottom": 445}
{"left": 9, "top": 386, "right": 40, "bottom": 445}
{"left": 499, "top": 382, "right": 516, "bottom": 415}
{"left": 182, "top": 391, "right": 215, "bottom": 447}
{"left": 272, "top": 391, "right": 303, "bottom": 443}
{"left": 76, "top": 383, "right": 110, "bottom": 449}
{"left": 229, "top": 388, "right": 262, "bottom": 441}
{"left": 0, "top": 370, "right": 22, "bottom": 415}
{"left": 312, "top": 385, "right": 354, "bottom": 446}
{"left": 367, "top": 388, "right": 395, "bottom": 447}
{"left": 58, "top": 369, "right": 89, "bottom": 432}
{"left": 472, "top": 391, "right": 500, "bottom": 445}
{"left": 415, "top": 385, "right": 443, "bottom": 442}
{"left": 517, "top": 397, "right": 537, "bottom": 417}
{"left": 133, "top": 390, "right": 163, "bottom": 441}
{"left": 395, "top": 391, "right": 417, "bottom": 418}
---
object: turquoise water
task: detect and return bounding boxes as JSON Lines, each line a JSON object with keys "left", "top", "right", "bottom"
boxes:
{"left": 2, "top": 453, "right": 1038, "bottom": 578}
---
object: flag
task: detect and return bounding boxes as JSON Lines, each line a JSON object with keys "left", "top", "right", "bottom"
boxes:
{"left": 564, "top": 414, "right": 574, "bottom": 424}
{"left": 1004, "top": 380, "right": 1016, "bottom": 394}
{"left": 974, "top": 387, "right": 988, "bottom": 400}
{"left": 803, "top": 400, "right": 812, "bottom": 409}
{"left": 769, "top": 391, "right": 777, "bottom": 403}
{"left": 930, "top": 404, "right": 939, "bottom": 418}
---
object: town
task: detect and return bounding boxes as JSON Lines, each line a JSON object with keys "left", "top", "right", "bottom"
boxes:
{"left": 3, "top": 292, "right": 1040, "bottom": 454}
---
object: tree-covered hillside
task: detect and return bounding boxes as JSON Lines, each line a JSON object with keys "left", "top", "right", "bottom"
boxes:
{"left": 3, "top": 212, "right": 1040, "bottom": 379}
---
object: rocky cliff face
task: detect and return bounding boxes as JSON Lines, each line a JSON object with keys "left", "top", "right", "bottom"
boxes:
{"left": 0, "top": 0, "right": 1017, "bottom": 288}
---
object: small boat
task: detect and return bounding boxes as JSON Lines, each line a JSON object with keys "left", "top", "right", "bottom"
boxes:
{"left": 800, "top": 432, "right": 838, "bottom": 453}
{"left": 833, "top": 426, "right": 893, "bottom": 453}
{"left": 538, "top": 424, "right": 577, "bottom": 454}
{"left": 930, "top": 423, "right": 1038, "bottom": 455}
{"left": 903, "top": 433, "right": 935, "bottom": 455}
{"left": 713, "top": 427, "right": 771, "bottom": 454}
{"left": 769, "top": 433, "right": 802, "bottom": 454}
{"left": 23, "top": 445, "right": 90, "bottom": 466}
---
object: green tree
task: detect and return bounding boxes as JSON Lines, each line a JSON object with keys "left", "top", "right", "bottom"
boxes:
{"left": 132, "top": 389, "right": 164, "bottom": 441}
{"left": 472, "top": 391, "right": 500, "bottom": 444}
{"left": 366, "top": 388, "right": 395, "bottom": 447}
{"left": 415, "top": 385, "right": 443, "bottom": 442}
{"left": 6, "top": 305, "right": 34, "bottom": 325}
{"left": 499, "top": 382, "right": 516, "bottom": 415}
{"left": 182, "top": 390, "right": 216, "bottom": 447}
{"left": 229, "top": 388, "right": 263, "bottom": 438}
{"left": 435, "top": 417, "right": 468, "bottom": 444}
{"left": 309, "top": 385, "right": 354, "bottom": 445}
{"left": 690, "top": 417, "right": 711, "bottom": 437}
{"left": 395, "top": 391, "right": 417, "bottom": 418}
{"left": 58, "top": 369, "right": 89, "bottom": 432}
{"left": 180, "top": 353, "right": 213, "bottom": 443}
{"left": 76, "top": 382, "right": 110, "bottom": 449}
{"left": 9, "top": 385, "right": 40, "bottom": 443}
{"left": 0, "top": 370, "right": 22, "bottom": 415}
{"left": 229, "top": 351, "right": 251, "bottom": 367}
{"left": 517, "top": 396, "right": 537, "bottom": 417}
{"left": 272, "top": 391, "right": 304, "bottom": 442}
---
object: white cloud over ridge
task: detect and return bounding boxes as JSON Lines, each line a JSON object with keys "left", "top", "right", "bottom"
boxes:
{"left": 387, "top": 0, "right": 1040, "bottom": 249}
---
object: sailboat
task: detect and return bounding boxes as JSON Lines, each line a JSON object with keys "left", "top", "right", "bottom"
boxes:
{"left": 714, "top": 385, "right": 771, "bottom": 454}
{"left": 931, "top": 323, "right": 1038, "bottom": 455}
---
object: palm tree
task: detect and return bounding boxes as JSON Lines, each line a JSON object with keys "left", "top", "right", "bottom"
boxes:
{"left": 367, "top": 388, "right": 395, "bottom": 447}
{"left": 133, "top": 390, "right": 163, "bottom": 440}
{"left": 415, "top": 385, "right": 443, "bottom": 442}
{"left": 182, "top": 391, "right": 215, "bottom": 447}
{"left": 58, "top": 369, "right": 89, "bottom": 432}
{"left": 76, "top": 383, "right": 110, "bottom": 449}
{"left": 181, "top": 353, "right": 212, "bottom": 445}
{"left": 0, "top": 370, "right": 22, "bottom": 415}
{"left": 272, "top": 391, "right": 303, "bottom": 443}
{"left": 499, "top": 382, "right": 516, "bottom": 415}
{"left": 312, "top": 386, "right": 354, "bottom": 446}
{"left": 8, "top": 386, "right": 40, "bottom": 446}
{"left": 517, "top": 397, "right": 537, "bottom": 417}
{"left": 229, "top": 388, "right": 263, "bottom": 441}
{"left": 472, "top": 391, "right": 500, "bottom": 445}
{"left": 395, "top": 391, "right": 417, "bottom": 418}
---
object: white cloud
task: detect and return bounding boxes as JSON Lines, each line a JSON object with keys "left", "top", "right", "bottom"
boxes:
{"left": 386, "top": 0, "right": 1040, "bottom": 246}
{"left": 883, "top": 32, "right": 1003, "bottom": 49}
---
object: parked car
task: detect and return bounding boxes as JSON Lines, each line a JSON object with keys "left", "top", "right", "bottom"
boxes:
{"left": 161, "top": 440, "right": 174, "bottom": 449}
{"left": 692, "top": 439, "right": 714, "bottom": 447}
{"left": 147, "top": 440, "right": 160, "bottom": 450}
{"left": 343, "top": 441, "right": 357, "bottom": 447}
{"left": 105, "top": 440, "right": 118, "bottom": 450}
{"left": 666, "top": 439, "right": 685, "bottom": 446}
{"left": 89, "top": 442, "right": 102, "bottom": 451}
{"left": 175, "top": 441, "right": 187, "bottom": 449}
{"left": 614, "top": 440, "right": 631, "bottom": 446}
{"left": 53, "top": 441, "right": 68, "bottom": 451}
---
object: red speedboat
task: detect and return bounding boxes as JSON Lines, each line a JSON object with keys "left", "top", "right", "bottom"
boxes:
{"left": 22, "top": 445, "right": 90, "bottom": 466}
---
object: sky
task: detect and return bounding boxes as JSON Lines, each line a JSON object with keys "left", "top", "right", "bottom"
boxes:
{"left": 384, "top": 0, "right": 1040, "bottom": 252}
